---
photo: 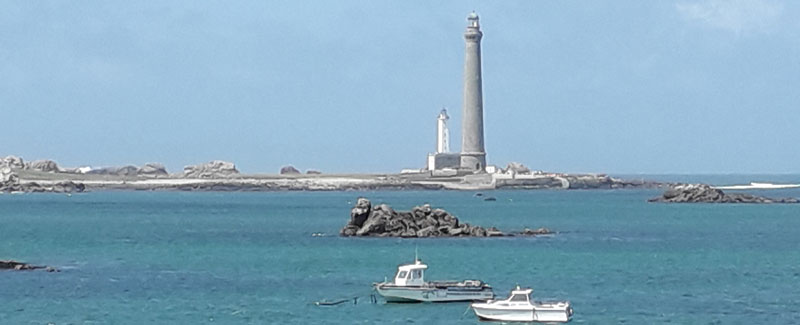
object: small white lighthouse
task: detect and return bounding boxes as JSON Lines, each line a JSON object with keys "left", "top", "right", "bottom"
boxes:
{"left": 427, "top": 108, "right": 461, "bottom": 172}
{"left": 436, "top": 108, "right": 450, "bottom": 154}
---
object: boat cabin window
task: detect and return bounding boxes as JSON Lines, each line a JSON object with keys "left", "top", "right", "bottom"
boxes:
{"left": 510, "top": 294, "right": 528, "bottom": 302}
{"left": 411, "top": 269, "right": 422, "bottom": 280}
{"left": 396, "top": 271, "right": 408, "bottom": 279}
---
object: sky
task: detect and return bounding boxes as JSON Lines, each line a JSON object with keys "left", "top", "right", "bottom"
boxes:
{"left": 1, "top": 1, "right": 798, "bottom": 174}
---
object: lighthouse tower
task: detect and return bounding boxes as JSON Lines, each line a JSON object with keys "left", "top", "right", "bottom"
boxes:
{"left": 436, "top": 108, "right": 450, "bottom": 154}
{"left": 460, "top": 11, "right": 487, "bottom": 172}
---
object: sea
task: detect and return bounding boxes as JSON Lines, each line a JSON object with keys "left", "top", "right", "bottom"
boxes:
{"left": 2, "top": 174, "right": 800, "bottom": 324}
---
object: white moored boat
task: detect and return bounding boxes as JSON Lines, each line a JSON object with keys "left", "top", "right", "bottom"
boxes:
{"left": 373, "top": 259, "right": 494, "bottom": 303}
{"left": 471, "top": 286, "right": 573, "bottom": 322}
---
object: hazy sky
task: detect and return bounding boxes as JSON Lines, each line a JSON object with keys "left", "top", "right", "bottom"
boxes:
{"left": 2, "top": 1, "right": 798, "bottom": 174}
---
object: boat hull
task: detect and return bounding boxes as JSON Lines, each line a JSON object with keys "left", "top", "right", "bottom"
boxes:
{"left": 472, "top": 302, "right": 572, "bottom": 322}
{"left": 375, "top": 283, "right": 494, "bottom": 303}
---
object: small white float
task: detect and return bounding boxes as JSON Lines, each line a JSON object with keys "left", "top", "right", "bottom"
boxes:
{"left": 471, "top": 286, "right": 573, "bottom": 322}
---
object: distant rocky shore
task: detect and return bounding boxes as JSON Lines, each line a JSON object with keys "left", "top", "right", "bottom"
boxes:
{"left": 649, "top": 184, "right": 799, "bottom": 204}
{"left": 340, "top": 198, "right": 553, "bottom": 238}
{"left": 2, "top": 155, "right": 663, "bottom": 193}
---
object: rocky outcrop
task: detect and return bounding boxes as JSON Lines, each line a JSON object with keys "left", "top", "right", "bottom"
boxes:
{"left": 1, "top": 166, "right": 85, "bottom": 193}
{"left": 85, "top": 163, "right": 167, "bottom": 177}
{"left": 340, "top": 198, "right": 554, "bottom": 238}
{"left": 0, "top": 260, "right": 58, "bottom": 272}
{"left": 280, "top": 165, "right": 301, "bottom": 175}
{"left": 649, "top": 184, "right": 799, "bottom": 203}
{"left": 27, "top": 159, "right": 60, "bottom": 173}
{"left": 504, "top": 162, "right": 531, "bottom": 174}
{"left": 25, "top": 181, "right": 86, "bottom": 193}
{"left": 1, "top": 167, "right": 20, "bottom": 190}
{"left": 610, "top": 177, "right": 664, "bottom": 189}
{"left": 563, "top": 174, "right": 614, "bottom": 189}
{"left": 306, "top": 169, "right": 322, "bottom": 175}
{"left": 1, "top": 156, "right": 25, "bottom": 169}
{"left": 183, "top": 161, "right": 239, "bottom": 178}
{"left": 139, "top": 163, "right": 168, "bottom": 176}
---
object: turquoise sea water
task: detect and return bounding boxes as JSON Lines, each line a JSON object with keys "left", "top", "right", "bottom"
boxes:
{"left": 2, "top": 176, "right": 800, "bottom": 324}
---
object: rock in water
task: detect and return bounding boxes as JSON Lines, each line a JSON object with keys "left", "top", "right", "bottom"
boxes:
{"left": 339, "top": 198, "right": 554, "bottom": 238}
{"left": 350, "top": 198, "right": 372, "bottom": 227}
{"left": 183, "top": 161, "right": 239, "bottom": 178}
{"left": 649, "top": 184, "right": 799, "bottom": 203}
{"left": 0, "top": 260, "right": 57, "bottom": 271}
{"left": 280, "top": 165, "right": 301, "bottom": 175}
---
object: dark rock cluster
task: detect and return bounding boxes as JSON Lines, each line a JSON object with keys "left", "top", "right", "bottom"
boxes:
{"left": 0, "top": 260, "right": 58, "bottom": 272}
{"left": 17, "top": 181, "right": 86, "bottom": 193}
{"left": 340, "top": 198, "right": 553, "bottom": 238}
{"left": 649, "top": 184, "right": 799, "bottom": 203}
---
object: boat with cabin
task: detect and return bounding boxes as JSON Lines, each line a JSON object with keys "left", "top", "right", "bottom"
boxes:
{"left": 471, "top": 286, "right": 573, "bottom": 322}
{"left": 373, "top": 259, "right": 494, "bottom": 303}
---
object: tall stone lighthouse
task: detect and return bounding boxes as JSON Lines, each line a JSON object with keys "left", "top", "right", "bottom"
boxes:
{"left": 460, "top": 11, "right": 486, "bottom": 172}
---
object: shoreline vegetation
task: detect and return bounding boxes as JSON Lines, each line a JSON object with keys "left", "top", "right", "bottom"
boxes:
{"left": 1, "top": 156, "right": 661, "bottom": 193}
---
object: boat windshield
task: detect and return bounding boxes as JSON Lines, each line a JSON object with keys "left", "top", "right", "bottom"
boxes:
{"left": 396, "top": 271, "right": 408, "bottom": 279}
{"left": 510, "top": 294, "right": 528, "bottom": 302}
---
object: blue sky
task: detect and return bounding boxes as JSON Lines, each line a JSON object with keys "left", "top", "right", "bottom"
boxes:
{"left": 1, "top": 1, "right": 798, "bottom": 174}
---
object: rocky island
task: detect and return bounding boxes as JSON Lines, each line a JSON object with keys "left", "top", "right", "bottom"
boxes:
{"left": 649, "top": 184, "right": 799, "bottom": 203}
{"left": 340, "top": 198, "right": 553, "bottom": 238}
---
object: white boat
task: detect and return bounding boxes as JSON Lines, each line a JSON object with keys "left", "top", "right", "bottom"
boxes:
{"left": 471, "top": 286, "right": 573, "bottom": 322}
{"left": 373, "top": 259, "right": 494, "bottom": 303}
